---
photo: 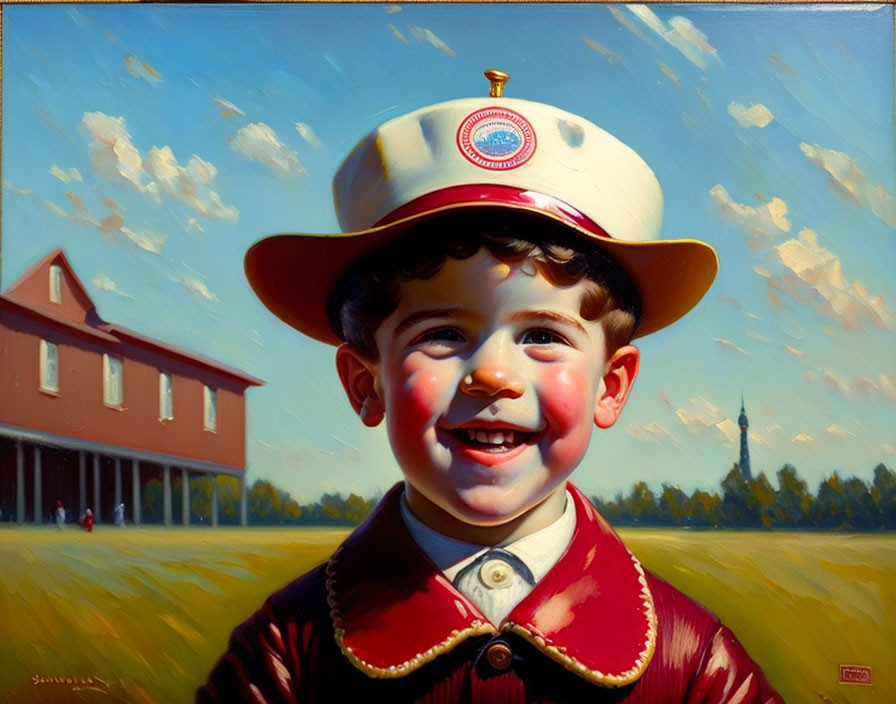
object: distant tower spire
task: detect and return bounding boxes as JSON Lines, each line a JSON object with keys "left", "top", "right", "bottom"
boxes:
{"left": 738, "top": 395, "right": 752, "bottom": 480}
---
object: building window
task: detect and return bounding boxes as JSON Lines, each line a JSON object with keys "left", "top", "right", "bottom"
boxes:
{"left": 40, "top": 340, "right": 59, "bottom": 392}
{"left": 49, "top": 264, "right": 62, "bottom": 303}
{"left": 203, "top": 385, "right": 217, "bottom": 431}
{"left": 103, "top": 354, "right": 123, "bottom": 406}
{"left": 159, "top": 372, "right": 173, "bottom": 420}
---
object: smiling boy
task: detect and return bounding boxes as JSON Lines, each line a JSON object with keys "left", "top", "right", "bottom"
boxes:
{"left": 198, "top": 71, "right": 783, "bottom": 703}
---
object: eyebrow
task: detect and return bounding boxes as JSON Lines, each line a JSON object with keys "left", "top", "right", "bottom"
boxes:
{"left": 392, "top": 308, "right": 484, "bottom": 340}
{"left": 507, "top": 310, "right": 588, "bottom": 337}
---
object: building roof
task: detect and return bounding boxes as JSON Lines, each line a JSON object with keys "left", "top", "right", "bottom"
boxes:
{"left": 2, "top": 248, "right": 263, "bottom": 387}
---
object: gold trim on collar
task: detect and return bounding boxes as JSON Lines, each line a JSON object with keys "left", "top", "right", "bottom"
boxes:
{"left": 503, "top": 549, "right": 657, "bottom": 687}
{"left": 326, "top": 546, "right": 498, "bottom": 679}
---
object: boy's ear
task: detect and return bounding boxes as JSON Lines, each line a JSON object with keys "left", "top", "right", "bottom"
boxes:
{"left": 594, "top": 345, "right": 640, "bottom": 429}
{"left": 335, "top": 344, "right": 384, "bottom": 427}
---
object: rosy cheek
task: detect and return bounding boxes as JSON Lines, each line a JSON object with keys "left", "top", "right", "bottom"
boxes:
{"left": 387, "top": 355, "right": 450, "bottom": 453}
{"left": 539, "top": 366, "right": 592, "bottom": 469}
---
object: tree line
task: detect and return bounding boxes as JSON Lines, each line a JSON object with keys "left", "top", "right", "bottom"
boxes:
{"left": 592, "top": 463, "right": 896, "bottom": 531}
{"left": 140, "top": 463, "right": 895, "bottom": 530}
{"left": 141, "top": 475, "right": 378, "bottom": 527}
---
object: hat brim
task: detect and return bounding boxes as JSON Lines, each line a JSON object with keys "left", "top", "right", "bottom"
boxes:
{"left": 245, "top": 202, "right": 718, "bottom": 346}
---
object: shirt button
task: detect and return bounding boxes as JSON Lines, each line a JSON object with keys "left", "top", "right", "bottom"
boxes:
{"left": 479, "top": 558, "right": 513, "bottom": 589}
{"left": 486, "top": 642, "right": 513, "bottom": 671}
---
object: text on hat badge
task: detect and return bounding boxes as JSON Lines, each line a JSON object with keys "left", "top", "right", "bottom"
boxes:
{"left": 456, "top": 69, "right": 537, "bottom": 171}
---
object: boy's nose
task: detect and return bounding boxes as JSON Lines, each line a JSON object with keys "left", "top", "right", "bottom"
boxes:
{"left": 459, "top": 365, "right": 525, "bottom": 399}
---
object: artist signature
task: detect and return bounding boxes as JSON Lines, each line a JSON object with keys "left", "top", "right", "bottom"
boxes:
{"left": 32, "top": 674, "right": 110, "bottom": 692}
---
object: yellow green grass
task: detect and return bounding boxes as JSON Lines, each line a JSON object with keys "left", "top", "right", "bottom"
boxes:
{"left": 0, "top": 525, "right": 892, "bottom": 703}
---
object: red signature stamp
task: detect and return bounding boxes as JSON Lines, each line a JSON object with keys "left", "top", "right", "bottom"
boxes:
{"left": 839, "top": 664, "right": 873, "bottom": 686}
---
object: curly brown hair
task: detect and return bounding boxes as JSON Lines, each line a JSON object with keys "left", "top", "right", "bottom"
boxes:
{"left": 329, "top": 211, "right": 642, "bottom": 360}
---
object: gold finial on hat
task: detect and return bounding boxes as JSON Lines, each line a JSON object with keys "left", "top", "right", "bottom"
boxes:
{"left": 484, "top": 68, "right": 509, "bottom": 98}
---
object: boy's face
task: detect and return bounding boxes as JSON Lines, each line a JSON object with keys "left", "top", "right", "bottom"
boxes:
{"left": 338, "top": 249, "right": 639, "bottom": 529}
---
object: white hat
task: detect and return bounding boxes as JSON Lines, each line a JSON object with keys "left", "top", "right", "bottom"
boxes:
{"left": 246, "top": 69, "right": 717, "bottom": 344}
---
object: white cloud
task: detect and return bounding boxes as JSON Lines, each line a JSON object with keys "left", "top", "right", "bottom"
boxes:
{"left": 44, "top": 200, "right": 69, "bottom": 218}
{"left": 800, "top": 142, "right": 896, "bottom": 228}
{"left": 407, "top": 25, "right": 455, "bottom": 57}
{"left": 727, "top": 101, "right": 774, "bottom": 128}
{"left": 125, "top": 55, "right": 162, "bottom": 83}
{"left": 774, "top": 228, "right": 894, "bottom": 331}
{"left": 233, "top": 123, "right": 304, "bottom": 177}
{"left": 821, "top": 367, "right": 851, "bottom": 395}
{"left": 180, "top": 274, "right": 218, "bottom": 302}
{"left": 746, "top": 331, "right": 770, "bottom": 343}
{"left": 295, "top": 122, "right": 322, "bottom": 148}
{"left": 145, "top": 146, "right": 240, "bottom": 220}
{"left": 214, "top": 96, "right": 245, "bottom": 118}
{"left": 826, "top": 425, "right": 855, "bottom": 439}
{"left": 607, "top": 6, "right": 648, "bottom": 40}
{"left": 783, "top": 345, "right": 803, "bottom": 358}
{"left": 749, "top": 424, "right": 782, "bottom": 448}
{"left": 626, "top": 421, "right": 680, "bottom": 445}
{"left": 855, "top": 373, "right": 896, "bottom": 402}
{"left": 186, "top": 217, "right": 205, "bottom": 235}
{"left": 80, "top": 112, "right": 159, "bottom": 199}
{"left": 389, "top": 24, "right": 409, "bottom": 45}
{"left": 709, "top": 185, "right": 791, "bottom": 244}
{"left": 50, "top": 164, "right": 71, "bottom": 183}
{"left": 627, "top": 5, "right": 717, "bottom": 69}
{"left": 584, "top": 37, "right": 622, "bottom": 65}
{"left": 791, "top": 433, "right": 815, "bottom": 447}
{"left": 675, "top": 397, "right": 738, "bottom": 444}
{"left": 79, "top": 111, "right": 238, "bottom": 222}
{"left": 385, "top": 4, "right": 402, "bottom": 13}
{"left": 658, "top": 62, "right": 680, "bottom": 86}
{"left": 806, "top": 368, "right": 896, "bottom": 404}
{"left": 715, "top": 338, "right": 748, "bottom": 356}
{"left": 93, "top": 272, "right": 133, "bottom": 298}
{"left": 4, "top": 180, "right": 32, "bottom": 196}
{"left": 121, "top": 227, "right": 166, "bottom": 253}
{"left": 882, "top": 443, "right": 896, "bottom": 456}
{"left": 44, "top": 190, "right": 168, "bottom": 254}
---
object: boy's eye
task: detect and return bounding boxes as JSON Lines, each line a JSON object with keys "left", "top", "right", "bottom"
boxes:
{"left": 521, "top": 329, "right": 566, "bottom": 345}
{"left": 417, "top": 327, "right": 465, "bottom": 344}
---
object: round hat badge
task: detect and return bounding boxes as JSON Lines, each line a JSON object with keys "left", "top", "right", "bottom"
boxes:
{"left": 457, "top": 69, "right": 536, "bottom": 171}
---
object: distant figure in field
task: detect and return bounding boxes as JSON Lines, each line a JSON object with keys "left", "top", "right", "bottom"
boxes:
{"left": 114, "top": 503, "right": 125, "bottom": 527}
{"left": 82, "top": 507, "right": 94, "bottom": 532}
{"left": 54, "top": 499, "right": 66, "bottom": 528}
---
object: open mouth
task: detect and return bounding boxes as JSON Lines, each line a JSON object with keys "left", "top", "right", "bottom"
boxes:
{"left": 447, "top": 427, "right": 536, "bottom": 453}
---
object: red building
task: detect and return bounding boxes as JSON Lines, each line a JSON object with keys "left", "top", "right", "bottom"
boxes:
{"left": 0, "top": 249, "right": 262, "bottom": 525}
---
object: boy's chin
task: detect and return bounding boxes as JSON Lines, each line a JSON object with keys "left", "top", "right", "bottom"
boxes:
{"left": 449, "top": 483, "right": 568, "bottom": 528}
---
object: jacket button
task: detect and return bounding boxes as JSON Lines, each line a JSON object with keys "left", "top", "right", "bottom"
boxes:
{"left": 486, "top": 642, "right": 513, "bottom": 671}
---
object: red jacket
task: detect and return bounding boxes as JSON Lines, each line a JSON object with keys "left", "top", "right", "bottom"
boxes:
{"left": 198, "top": 484, "right": 783, "bottom": 703}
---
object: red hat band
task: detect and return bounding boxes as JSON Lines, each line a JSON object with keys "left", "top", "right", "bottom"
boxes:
{"left": 374, "top": 184, "right": 613, "bottom": 240}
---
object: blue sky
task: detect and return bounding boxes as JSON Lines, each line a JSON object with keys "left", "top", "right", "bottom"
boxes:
{"left": 2, "top": 3, "right": 893, "bottom": 503}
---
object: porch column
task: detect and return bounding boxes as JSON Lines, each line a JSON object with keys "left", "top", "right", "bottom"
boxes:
{"left": 181, "top": 468, "right": 190, "bottom": 526}
{"left": 240, "top": 474, "right": 247, "bottom": 527}
{"left": 33, "top": 446, "right": 42, "bottom": 524}
{"left": 163, "top": 466, "right": 172, "bottom": 526}
{"left": 212, "top": 475, "right": 219, "bottom": 527}
{"left": 114, "top": 458, "right": 122, "bottom": 508}
{"left": 78, "top": 451, "right": 86, "bottom": 517}
{"left": 16, "top": 442, "right": 25, "bottom": 524}
{"left": 93, "top": 454, "right": 101, "bottom": 522}
{"left": 132, "top": 460, "right": 141, "bottom": 525}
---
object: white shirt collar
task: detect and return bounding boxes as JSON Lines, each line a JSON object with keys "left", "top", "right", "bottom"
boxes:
{"left": 399, "top": 490, "right": 577, "bottom": 585}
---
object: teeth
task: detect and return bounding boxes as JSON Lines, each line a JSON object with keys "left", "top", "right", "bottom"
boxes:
{"left": 465, "top": 429, "right": 521, "bottom": 445}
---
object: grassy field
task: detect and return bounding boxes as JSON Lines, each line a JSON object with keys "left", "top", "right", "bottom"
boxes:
{"left": 0, "top": 525, "right": 892, "bottom": 703}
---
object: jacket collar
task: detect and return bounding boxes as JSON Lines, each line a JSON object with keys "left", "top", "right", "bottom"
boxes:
{"left": 326, "top": 483, "right": 656, "bottom": 687}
